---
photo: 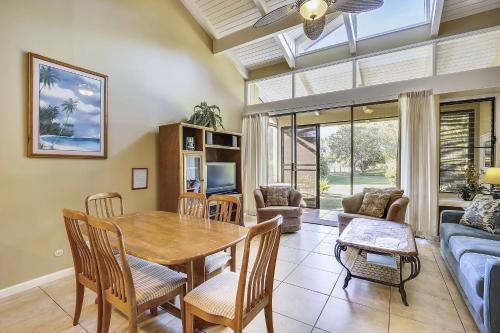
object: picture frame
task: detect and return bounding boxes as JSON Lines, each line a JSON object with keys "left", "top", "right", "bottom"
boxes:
{"left": 132, "top": 168, "right": 148, "bottom": 190}
{"left": 28, "top": 53, "right": 108, "bottom": 158}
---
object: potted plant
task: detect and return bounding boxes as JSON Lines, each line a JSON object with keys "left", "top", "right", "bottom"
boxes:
{"left": 186, "top": 102, "right": 224, "bottom": 130}
{"left": 457, "top": 164, "right": 486, "bottom": 201}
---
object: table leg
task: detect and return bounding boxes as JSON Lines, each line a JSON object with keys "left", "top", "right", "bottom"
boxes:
{"left": 399, "top": 256, "right": 421, "bottom": 306}
{"left": 334, "top": 242, "right": 351, "bottom": 289}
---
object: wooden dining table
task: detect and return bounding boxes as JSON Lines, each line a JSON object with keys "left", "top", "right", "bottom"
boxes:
{"left": 103, "top": 211, "right": 248, "bottom": 291}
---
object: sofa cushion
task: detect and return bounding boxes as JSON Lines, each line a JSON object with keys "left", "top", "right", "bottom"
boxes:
{"left": 258, "top": 206, "right": 302, "bottom": 219}
{"left": 449, "top": 236, "right": 500, "bottom": 262}
{"left": 460, "top": 195, "right": 500, "bottom": 235}
{"left": 440, "top": 223, "right": 500, "bottom": 245}
{"left": 358, "top": 192, "right": 391, "bottom": 218}
{"left": 460, "top": 252, "right": 500, "bottom": 298}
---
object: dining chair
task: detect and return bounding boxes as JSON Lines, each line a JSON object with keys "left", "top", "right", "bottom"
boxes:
{"left": 86, "top": 215, "right": 188, "bottom": 333}
{"left": 205, "top": 195, "right": 242, "bottom": 279}
{"left": 207, "top": 194, "right": 241, "bottom": 225}
{"left": 85, "top": 192, "right": 124, "bottom": 218}
{"left": 178, "top": 192, "right": 207, "bottom": 218}
{"left": 183, "top": 215, "right": 283, "bottom": 333}
{"left": 62, "top": 209, "right": 102, "bottom": 331}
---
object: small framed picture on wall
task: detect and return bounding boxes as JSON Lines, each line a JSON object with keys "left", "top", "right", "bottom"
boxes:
{"left": 132, "top": 168, "right": 148, "bottom": 190}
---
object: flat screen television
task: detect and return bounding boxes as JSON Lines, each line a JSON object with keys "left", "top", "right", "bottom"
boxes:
{"left": 206, "top": 162, "right": 236, "bottom": 194}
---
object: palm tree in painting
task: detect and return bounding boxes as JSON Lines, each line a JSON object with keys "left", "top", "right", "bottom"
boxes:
{"left": 39, "top": 65, "right": 58, "bottom": 94}
{"left": 52, "top": 98, "right": 79, "bottom": 147}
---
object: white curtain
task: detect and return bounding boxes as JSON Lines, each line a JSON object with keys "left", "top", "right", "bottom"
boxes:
{"left": 242, "top": 113, "right": 269, "bottom": 215}
{"left": 400, "top": 90, "right": 439, "bottom": 238}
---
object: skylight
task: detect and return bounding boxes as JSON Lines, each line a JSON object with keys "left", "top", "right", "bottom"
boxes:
{"left": 357, "top": 0, "right": 427, "bottom": 39}
{"left": 305, "top": 24, "right": 349, "bottom": 52}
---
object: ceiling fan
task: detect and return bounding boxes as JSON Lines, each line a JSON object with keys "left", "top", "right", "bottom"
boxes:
{"left": 253, "top": 0, "right": 384, "bottom": 40}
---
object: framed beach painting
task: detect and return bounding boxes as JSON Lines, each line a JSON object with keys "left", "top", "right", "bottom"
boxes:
{"left": 28, "top": 53, "right": 108, "bottom": 158}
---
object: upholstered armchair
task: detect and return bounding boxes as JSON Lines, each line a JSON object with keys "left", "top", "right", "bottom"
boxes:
{"left": 338, "top": 191, "right": 410, "bottom": 235}
{"left": 254, "top": 187, "right": 303, "bottom": 233}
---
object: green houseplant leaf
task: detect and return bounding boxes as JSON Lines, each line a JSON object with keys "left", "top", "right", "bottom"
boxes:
{"left": 187, "top": 102, "right": 224, "bottom": 130}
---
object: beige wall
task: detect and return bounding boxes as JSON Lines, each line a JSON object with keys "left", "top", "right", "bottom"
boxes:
{"left": 0, "top": 0, "right": 244, "bottom": 289}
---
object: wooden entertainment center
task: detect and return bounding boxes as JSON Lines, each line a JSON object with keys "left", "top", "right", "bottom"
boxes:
{"left": 159, "top": 122, "right": 244, "bottom": 224}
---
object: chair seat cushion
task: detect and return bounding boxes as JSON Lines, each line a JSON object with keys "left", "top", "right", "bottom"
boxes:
{"left": 449, "top": 236, "right": 500, "bottom": 262}
{"left": 258, "top": 206, "right": 302, "bottom": 218}
{"left": 126, "top": 255, "right": 187, "bottom": 305}
{"left": 440, "top": 222, "right": 500, "bottom": 246}
{"left": 184, "top": 271, "right": 240, "bottom": 319}
{"left": 205, "top": 251, "right": 231, "bottom": 274}
{"left": 460, "top": 252, "right": 499, "bottom": 298}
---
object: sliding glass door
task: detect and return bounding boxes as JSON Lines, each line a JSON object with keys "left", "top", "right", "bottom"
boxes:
{"left": 267, "top": 101, "right": 400, "bottom": 210}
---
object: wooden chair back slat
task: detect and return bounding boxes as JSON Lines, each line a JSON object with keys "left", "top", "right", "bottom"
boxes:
{"left": 87, "top": 216, "right": 135, "bottom": 307}
{"left": 207, "top": 195, "right": 241, "bottom": 225}
{"left": 236, "top": 215, "right": 282, "bottom": 320}
{"left": 178, "top": 192, "right": 207, "bottom": 218}
{"left": 86, "top": 192, "right": 124, "bottom": 219}
{"left": 63, "top": 209, "right": 97, "bottom": 284}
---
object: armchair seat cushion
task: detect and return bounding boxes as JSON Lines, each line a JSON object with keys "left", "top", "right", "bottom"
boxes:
{"left": 449, "top": 236, "right": 500, "bottom": 262}
{"left": 460, "top": 252, "right": 499, "bottom": 298}
{"left": 258, "top": 206, "right": 302, "bottom": 219}
{"left": 338, "top": 212, "right": 384, "bottom": 222}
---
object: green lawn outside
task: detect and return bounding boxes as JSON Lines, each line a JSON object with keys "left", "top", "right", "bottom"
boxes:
{"left": 325, "top": 171, "right": 391, "bottom": 185}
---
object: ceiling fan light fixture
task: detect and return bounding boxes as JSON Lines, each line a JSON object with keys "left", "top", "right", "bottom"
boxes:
{"left": 299, "top": 0, "right": 329, "bottom": 20}
{"left": 303, "top": 15, "right": 326, "bottom": 40}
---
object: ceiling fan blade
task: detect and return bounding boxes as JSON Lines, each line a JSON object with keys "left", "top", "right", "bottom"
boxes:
{"left": 332, "top": 0, "right": 384, "bottom": 13}
{"left": 253, "top": 4, "right": 297, "bottom": 28}
{"left": 303, "top": 16, "right": 326, "bottom": 40}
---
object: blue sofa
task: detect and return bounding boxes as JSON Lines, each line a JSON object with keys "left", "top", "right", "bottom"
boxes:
{"left": 440, "top": 210, "right": 500, "bottom": 333}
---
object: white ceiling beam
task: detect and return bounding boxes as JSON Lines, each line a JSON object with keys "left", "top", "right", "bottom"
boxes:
{"left": 430, "top": 0, "right": 444, "bottom": 38}
{"left": 297, "top": 73, "right": 314, "bottom": 95}
{"left": 227, "top": 51, "right": 249, "bottom": 79}
{"left": 274, "top": 34, "right": 296, "bottom": 68}
{"left": 252, "top": 0, "right": 296, "bottom": 69}
{"left": 213, "top": 10, "right": 342, "bottom": 54}
{"left": 179, "top": 0, "right": 219, "bottom": 39}
{"left": 343, "top": 13, "right": 357, "bottom": 55}
{"left": 251, "top": 0, "right": 270, "bottom": 16}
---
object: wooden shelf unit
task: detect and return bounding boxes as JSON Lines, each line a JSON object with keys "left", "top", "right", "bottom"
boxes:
{"left": 159, "top": 122, "right": 243, "bottom": 221}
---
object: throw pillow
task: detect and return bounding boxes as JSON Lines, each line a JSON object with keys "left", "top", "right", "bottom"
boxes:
{"left": 364, "top": 187, "right": 404, "bottom": 214}
{"left": 266, "top": 186, "right": 290, "bottom": 207}
{"left": 358, "top": 192, "right": 392, "bottom": 218}
{"left": 460, "top": 195, "right": 500, "bottom": 235}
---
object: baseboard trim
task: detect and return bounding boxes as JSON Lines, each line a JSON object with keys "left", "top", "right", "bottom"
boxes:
{"left": 0, "top": 267, "right": 74, "bottom": 299}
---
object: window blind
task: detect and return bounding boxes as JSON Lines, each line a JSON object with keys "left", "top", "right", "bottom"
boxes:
{"left": 439, "top": 110, "right": 475, "bottom": 192}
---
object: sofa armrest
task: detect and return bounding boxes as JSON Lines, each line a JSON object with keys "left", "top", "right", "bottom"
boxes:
{"left": 289, "top": 189, "right": 302, "bottom": 207}
{"left": 342, "top": 193, "right": 365, "bottom": 213}
{"left": 484, "top": 258, "right": 500, "bottom": 333}
{"left": 254, "top": 189, "right": 266, "bottom": 209}
{"left": 440, "top": 210, "right": 464, "bottom": 224}
{"left": 386, "top": 197, "right": 409, "bottom": 223}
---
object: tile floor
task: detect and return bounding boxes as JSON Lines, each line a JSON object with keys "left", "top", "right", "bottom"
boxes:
{"left": 0, "top": 218, "right": 480, "bottom": 333}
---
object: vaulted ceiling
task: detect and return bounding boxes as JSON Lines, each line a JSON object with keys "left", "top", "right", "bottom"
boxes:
{"left": 180, "top": 0, "right": 500, "bottom": 78}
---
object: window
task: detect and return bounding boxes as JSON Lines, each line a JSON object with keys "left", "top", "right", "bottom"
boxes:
{"left": 439, "top": 99, "right": 496, "bottom": 192}
{"left": 305, "top": 24, "right": 348, "bottom": 53}
{"left": 356, "top": 0, "right": 427, "bottom": 39}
